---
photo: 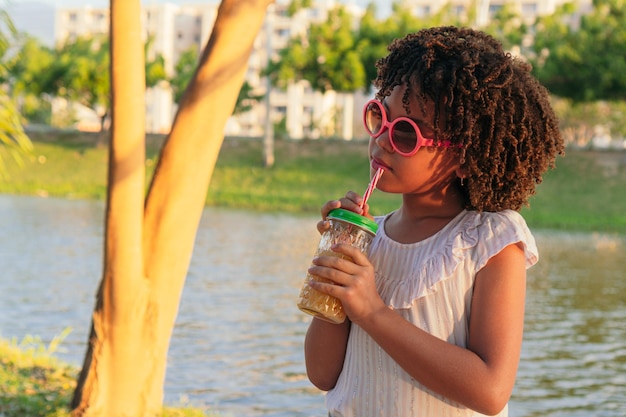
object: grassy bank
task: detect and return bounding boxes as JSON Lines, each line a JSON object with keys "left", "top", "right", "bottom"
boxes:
{"left": 0, "top": 335, "right": 215, "bottom": 417}
{"left": 1, "top": 130, "right": 625, "bottom": 233}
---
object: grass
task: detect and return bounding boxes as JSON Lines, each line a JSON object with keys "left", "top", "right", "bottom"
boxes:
{"left": 0, "top": 332, "right": 218, "bottom": 417}
{"left": 0, "top": 332, "right": 75, "bottom": 417}
{"left": 1, "top": 130, "right": 625, "bottom": 234}
{"left": 523, "top": 150, "right": 626, "bottom": 233}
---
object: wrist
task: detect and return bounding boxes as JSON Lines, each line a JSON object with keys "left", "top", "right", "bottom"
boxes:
{"left": 353, "top": 302, "right": 393, "bottom": 329}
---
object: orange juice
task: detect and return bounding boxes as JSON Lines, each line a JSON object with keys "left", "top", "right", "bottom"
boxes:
{"left": 297, "top": 209, "right": 378, "bottom": 324}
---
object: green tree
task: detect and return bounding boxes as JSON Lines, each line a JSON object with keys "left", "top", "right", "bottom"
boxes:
{"left": 4, "top": 36, "right": 55, "bottom": 123}
{"left": 353, "top": 4, "right": 395, "bottom": 91}
{"left": 269, "top": 3, "right": 459, "bottom": 94}
{"left": 235, "top": 80, "right": 264, "bottom": 115}
{"left": 171, "top": 46, "right": 199, "bottom": 103}
{"left": 551, "top": 97, "right": 626, "bottom": 146}
{"left": 145, "top": 36, "right": 167, "bottom": 89}
{"left": 532, "top": 0, "right": 626, "bottom": 102}
{"left": 7, "top": 35, "right": 168, "bottom": 131}
{"left": 287, "top": 0, "right": 312, "bottom": 16}
{"left": 355, "top": 3, "right": 432, "bottom": 91}
{"left": 268, "top": 6, "right": 366, "bottom": 92}
{"left": 0, "top": 7, "right": 32, "bottom": 176}
{"left": 42, "top": 35, "right": 111, "bottom": 129}
{"left": 362, "top": 2, "right": 471, "bottom": 83}
{"left": 482, "top": 2, "right": 528, "bottom": 51}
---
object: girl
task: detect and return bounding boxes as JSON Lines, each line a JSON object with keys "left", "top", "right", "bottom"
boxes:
{"left": 304, "top": 27, "right": 564, "bottom": 416}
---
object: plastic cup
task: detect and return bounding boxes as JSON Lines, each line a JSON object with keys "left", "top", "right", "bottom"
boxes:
{"left": 297, "top": 208, "right": 378, "bottom": 324}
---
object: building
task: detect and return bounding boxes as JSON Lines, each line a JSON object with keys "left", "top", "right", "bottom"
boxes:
{"left": 52, "top": 0, "right": 590, "bottom": 138}
{"left": 55, "top": 1, "right": 357, "bottom": 137}
{"left": 400, "top": 0, "right": 587, "bottom": 23}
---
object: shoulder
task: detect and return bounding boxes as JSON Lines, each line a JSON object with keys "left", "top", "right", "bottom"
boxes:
{"left": 461, "top": 210, "right": 538, "bottom": 270}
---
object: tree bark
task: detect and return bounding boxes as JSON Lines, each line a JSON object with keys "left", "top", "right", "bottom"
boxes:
{"left": 71, "top": 0, "right": 274, "bottom": 415}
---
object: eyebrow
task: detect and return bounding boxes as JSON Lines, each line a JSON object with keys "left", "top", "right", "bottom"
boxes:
{"left": 381, "top": 99, "right": 433, "bottom": 129}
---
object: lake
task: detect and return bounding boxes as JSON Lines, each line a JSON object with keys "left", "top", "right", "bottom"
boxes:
{"left": 0, "top": 195, "right": 624, "bottom": 416}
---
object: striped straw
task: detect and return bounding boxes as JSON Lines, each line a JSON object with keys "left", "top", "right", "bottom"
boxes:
{"left": 359, "top": 167, "right": 384, "bottom": 209}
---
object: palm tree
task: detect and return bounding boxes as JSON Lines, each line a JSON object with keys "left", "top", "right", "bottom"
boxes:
{"left": 0, "top": 8, "right": 32, "bottom": 176}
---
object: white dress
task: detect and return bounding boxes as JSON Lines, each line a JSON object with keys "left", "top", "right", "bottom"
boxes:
{"left": 325, "top": 209, "right": 538, "bottom": 417}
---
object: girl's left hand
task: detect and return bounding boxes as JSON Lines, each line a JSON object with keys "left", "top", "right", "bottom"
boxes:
{"left": 308, "top": 243, "right": 387, "bottom": 324}
{"left": 316, "top": 191, "right": 372, "bottom": 236}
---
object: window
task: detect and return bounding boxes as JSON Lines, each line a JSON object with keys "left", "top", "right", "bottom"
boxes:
{"left": 522, "top": 3, "right": 537, "bottom": 17}
{"left": 415, "top": 5, "right": 430, "bottom": 17}
{"left": 489, "top": 5, "right": 503, "bottom": 14}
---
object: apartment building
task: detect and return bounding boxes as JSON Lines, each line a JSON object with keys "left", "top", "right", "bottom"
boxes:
{"left": 401, "top": 0, "right": 574, "bottom": 23}
{"left": 54, "top": 0, "right": 587, "bottom": 138}
{"left": 55, "top": 1, "right": 353, "bottom": 136}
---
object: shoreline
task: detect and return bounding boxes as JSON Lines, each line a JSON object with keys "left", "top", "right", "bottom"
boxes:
{"left": 3, "top": 129, "right": 626, "bottom": 234}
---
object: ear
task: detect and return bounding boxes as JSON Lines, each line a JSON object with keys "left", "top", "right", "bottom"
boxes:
{"left": 455, "top": 167, "right": 468, "bottom": 179}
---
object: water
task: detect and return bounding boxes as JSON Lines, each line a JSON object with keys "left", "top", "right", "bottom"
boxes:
{"left": 1, "top": 195, "right": 624, "bottom": 417}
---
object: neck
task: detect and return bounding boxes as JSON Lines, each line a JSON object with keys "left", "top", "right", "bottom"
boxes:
{"left": 384, "top": 186, "right": 465, "bottom": 244}
{"left": 399, "top": 183, "right": 465, "bottom": 220}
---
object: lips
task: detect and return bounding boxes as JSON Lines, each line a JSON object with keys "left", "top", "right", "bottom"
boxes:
{"left": 371, "top": 158, "right": 391, "bottom": 172}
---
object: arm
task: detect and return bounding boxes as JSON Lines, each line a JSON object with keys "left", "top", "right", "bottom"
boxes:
{"left": 304, "top": 317, "right": 351, "bottom": 391}
{"left": 309, "top": 241, "right": 527, "bottom": 415}
{"left": 303, "top": 193, "right": 368, "bottom": 391}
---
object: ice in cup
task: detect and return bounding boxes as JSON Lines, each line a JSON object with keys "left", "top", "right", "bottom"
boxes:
{"left": 297, "top": 208, "right": 378, "bottom": 324}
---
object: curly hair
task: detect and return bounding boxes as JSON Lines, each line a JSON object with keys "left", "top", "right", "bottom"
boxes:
{"left": 373, "top": 26, "right": 564, "bottom": 212}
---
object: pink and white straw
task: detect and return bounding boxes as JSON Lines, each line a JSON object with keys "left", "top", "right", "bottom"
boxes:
{"left": 359, "top": 167, "right": 384, "bottom": 209}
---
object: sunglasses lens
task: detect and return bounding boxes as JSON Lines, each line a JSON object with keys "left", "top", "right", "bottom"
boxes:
{"left": 391, "top": 120, "right": 419, "bottom": 154}
{"left": 365, "top": 103, "right": 383, "bottom": 135}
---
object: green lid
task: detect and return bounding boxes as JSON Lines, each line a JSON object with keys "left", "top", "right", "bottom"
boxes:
{"left": 327, "top": 208, "right": 378, "bottom": 235}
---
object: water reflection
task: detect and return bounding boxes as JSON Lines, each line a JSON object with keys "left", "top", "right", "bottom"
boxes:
{"left": 171, "top": 209, "right": 322, "bottom": 415}
{"left": 513, "top": 231, "right": 626, "bottom": 417}
{"left": 0, "top": 195, "right": 624, "bottom": 417}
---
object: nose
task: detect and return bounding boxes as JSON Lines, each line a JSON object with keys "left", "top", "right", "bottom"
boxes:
{"left": 373, "top": 127, "right": 394, "bottom": 153}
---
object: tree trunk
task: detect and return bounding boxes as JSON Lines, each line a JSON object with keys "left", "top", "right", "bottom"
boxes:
{"left": 71, "top": 0, "right": 274, "bottom": 415}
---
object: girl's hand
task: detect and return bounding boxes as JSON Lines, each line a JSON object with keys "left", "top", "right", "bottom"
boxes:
{"left": 307, "top": 243, "right": 387, "bottom": 324}
{"left": 316, "top": 191, "right": 372, "bottom": 234}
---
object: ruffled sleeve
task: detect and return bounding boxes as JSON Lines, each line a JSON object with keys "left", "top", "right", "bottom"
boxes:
{"left": 369, "top": 210, "right": 538, "bottom": 309}
{"left": 472, "top": 210, "right": 538, "bottom": 271}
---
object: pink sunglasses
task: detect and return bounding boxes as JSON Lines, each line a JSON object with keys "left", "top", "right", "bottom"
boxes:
{"left": 363, "top": 100, "right": 458, "bottom": 156}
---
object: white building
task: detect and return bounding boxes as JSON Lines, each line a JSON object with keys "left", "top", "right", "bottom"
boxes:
{"left": 55, "top": 1, "right": 357, "bottom": 137}
{"left": 400, "top": 0, "right": 588, "bottom": 23}
{"left": 52, "top": 0, "right": 590, "bottom": 138}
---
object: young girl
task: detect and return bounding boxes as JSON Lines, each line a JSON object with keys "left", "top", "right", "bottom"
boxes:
{"left": 304, "top": 27, "right": 564, "bottom": 416}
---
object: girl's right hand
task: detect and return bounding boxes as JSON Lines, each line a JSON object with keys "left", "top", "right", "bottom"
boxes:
{"left": 316, "top": 191, "right": 370, "bottom": 234}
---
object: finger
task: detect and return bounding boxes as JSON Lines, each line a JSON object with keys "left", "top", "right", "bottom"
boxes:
{"left": 316, "top": 219, "right": 331, "bottom": 234}
{"left": 311, "top": 248, "right": 367, "bottom": 277}
{"left": 345, "top": 190, "right": 363, "bottom": 203}
{"left": 360, "top": 202, "right": 372, "bottom": 219}
{"left": 338, "top": 192, "right": 364, "bottom": 215}
{"left": 330, "top": 244, "right": 370, "bottom": 266}
{"left": 321, "top": 199, "right": 342, "bottom": 220}
{"left": 308, "top": 279, "right": 344, "bottom": 297}
{"left": 307, "top": 263, "right": 351, "bottom": 287}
